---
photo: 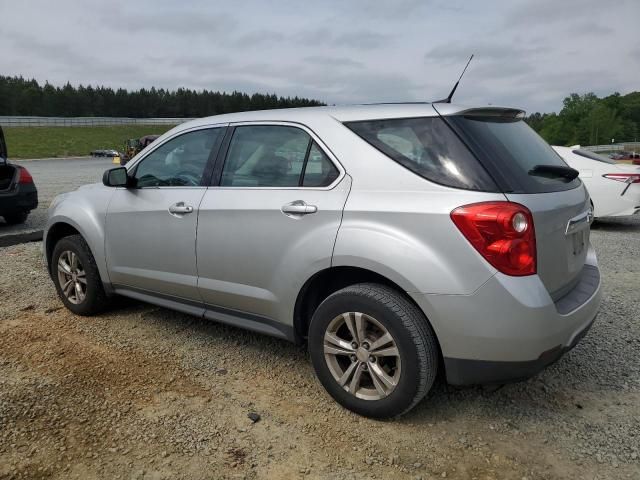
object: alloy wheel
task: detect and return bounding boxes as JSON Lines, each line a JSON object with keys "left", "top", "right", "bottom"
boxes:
{"left": 323, "top": 312, "right": 401, "bottom": 400}
{"left": 57, "top": 250, "right": 87, "bottom": 305}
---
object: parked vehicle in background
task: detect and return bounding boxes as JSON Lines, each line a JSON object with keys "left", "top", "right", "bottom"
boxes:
{"left": 120, "top": 135, "right": 160, "bottom": 165}
{"left": 554, "top": 146, "right": 640, "bottom": 218}
{"left": 609, "top": 151, "right": 640, "bottom": 161}
{"left": 91, "top": 149, "right": 120, "bottom": 158}
{"left": 44, "top": 104, "right": 601, "bottom": 418}
{"left": 0, "top": 126, "right": 38, "bottom": 225}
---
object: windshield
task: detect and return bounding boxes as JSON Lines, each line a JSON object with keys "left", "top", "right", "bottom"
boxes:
{"left": 446, "top": 115, "right": 581, "bottom": 194}
{"left": 572, "top": 149, "right": 616, "bottom": 164}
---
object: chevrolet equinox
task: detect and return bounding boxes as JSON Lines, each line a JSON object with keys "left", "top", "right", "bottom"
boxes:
{"left": 45, "top": 103, "right": 602, "bottom": 418}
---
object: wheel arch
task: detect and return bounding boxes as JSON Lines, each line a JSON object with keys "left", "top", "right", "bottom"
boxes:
{"left": 45, "top": 218, "right": 111, "bottom": 291}
{"left": 45, "top": 222, "right": 81, "bottom": 271}
{"left": 293, "top": 266, "right": 442, "bottom": 355}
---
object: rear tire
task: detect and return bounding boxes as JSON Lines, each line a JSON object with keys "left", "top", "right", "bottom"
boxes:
{"left": 308, "top": 283, "right": 439, "bottom": 418}
{"left": 3, "top": 211, "right": 28, "bottom": 224}
{"left": 51, "top": 235, "right": 108, "bottom": 316}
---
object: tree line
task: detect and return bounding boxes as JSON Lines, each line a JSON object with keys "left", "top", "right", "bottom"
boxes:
{"left": 526, "top": 91, "right": 640, "bottom": 146}
{"left": 2, "top": 75, "right": 638, "bottom": 146}
{"left": 0, "top": 75, "right": 324, "bottom": 118}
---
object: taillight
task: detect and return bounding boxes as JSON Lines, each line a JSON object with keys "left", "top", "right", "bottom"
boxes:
{"left": 451, "top": 202, "right": 536, "bottom": 276}
{"left": 602, "top": 173, "right": 640, "bottom": 184}
{"left": 18, "top": 166, "right": 34, "bottom": 184}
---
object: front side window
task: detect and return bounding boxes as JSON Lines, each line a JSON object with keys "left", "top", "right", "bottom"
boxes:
{"left": 220, "top": 125, "right": 339, "bottom": 187}
{"left": 345, "top": 117, "right": 497, "bottom": 191}
{"left": 134, "top": 128, "right": 221, "bottom": 187}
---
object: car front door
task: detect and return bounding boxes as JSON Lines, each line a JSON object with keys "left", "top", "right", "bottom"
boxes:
{"left": 105, "top": 126, "right": 225, "bottom": 303}
{"left": 196, "top": 123, "right": 351, "bottom": 334}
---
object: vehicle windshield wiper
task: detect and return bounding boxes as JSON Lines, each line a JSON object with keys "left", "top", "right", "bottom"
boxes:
{"left": 528, "top": 164, "right": 579, "bottom": 181}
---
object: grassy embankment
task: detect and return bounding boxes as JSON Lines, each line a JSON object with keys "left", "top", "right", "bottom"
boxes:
{"left": 3, "top": 125, "right": 175, "bottom": 159}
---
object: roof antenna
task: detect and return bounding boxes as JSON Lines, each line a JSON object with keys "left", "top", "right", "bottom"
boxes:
{"left": 434, "top": 54, "right": 474, "bottom": 104}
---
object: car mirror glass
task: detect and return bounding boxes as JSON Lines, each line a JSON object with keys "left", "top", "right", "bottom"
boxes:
{"left": 103, "top": 167, "right": 129, "bottom": 187}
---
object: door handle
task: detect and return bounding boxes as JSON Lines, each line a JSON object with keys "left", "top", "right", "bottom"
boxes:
{"left": 281, "top": 200, "right": 317, "bottom": 216}
{"left": 168, "top": 202, "right": 194, "bottom": 215}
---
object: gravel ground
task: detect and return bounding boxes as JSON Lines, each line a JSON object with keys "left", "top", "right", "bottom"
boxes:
{"left": 0, "top": 217, "right": 638, "bottom": 480}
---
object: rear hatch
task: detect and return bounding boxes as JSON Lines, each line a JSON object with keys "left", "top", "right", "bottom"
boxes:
{"left": 0, "top": 126, "right": 17, "bottom": 193}
{"left": 0, "top": 164, "right": 17, "bottom": 192}
{"left": 442, "top": 108, "right": 591, "bottom": 298}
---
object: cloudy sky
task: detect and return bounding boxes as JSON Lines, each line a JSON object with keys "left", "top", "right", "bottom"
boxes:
{"left": 0, "top": 0, "right": 638, "bottom": 113}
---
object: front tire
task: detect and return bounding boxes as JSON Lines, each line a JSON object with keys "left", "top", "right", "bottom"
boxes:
{"left": 308, "top": 283, "right": 439, "bottom": 418}
{"left": 51, "top": 235, "right": 107, "bottom": 316}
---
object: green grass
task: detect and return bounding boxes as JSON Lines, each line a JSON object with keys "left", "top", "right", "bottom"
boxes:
{"left": 3, "top": 125, "right": 176, "bottom": 159}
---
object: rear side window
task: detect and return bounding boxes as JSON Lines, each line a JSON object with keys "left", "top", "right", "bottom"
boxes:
{"left": 447, "top": 116, "right": 581, "bottom": 193}
{"left": 303, "top": 143, "right": 339, "bottom": 187}
{"left": 345, "top": 117, "right": 497, "bottom": 191}
{"left": 220, "top": 125, "right": 339, "bottom": 187}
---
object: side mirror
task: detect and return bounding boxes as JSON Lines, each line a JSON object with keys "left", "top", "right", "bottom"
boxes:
{"left": 102, "top": 167, "right": 130, "bottom": 187}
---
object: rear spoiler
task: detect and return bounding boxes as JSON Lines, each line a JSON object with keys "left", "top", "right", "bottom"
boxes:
{"left": 433, "top": 105, "right": 526, "bottom": 119}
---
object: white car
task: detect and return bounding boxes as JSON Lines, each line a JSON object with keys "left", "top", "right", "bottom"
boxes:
{"left": 553, "top": 146, "right": 640, "bottom": 218}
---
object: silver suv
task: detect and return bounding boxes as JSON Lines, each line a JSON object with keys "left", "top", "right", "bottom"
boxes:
{"left": 45, "top": 104, "right": 602, "bottom": 418}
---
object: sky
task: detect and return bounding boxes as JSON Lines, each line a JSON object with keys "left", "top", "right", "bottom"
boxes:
{"left": 0, "top": 0, "right": 638, "bottom": 113}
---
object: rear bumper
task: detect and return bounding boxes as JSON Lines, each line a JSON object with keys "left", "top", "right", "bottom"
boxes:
{"left": 443, "top": 314, "right": 595, "bottom": 385}
{"left": 0, "top": 185, "right": 38, "bottom": 214}
{"left": 410, "top": 244, "right": 602, "bottom": 385}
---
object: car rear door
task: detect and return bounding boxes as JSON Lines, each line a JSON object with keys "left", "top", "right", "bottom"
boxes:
{"left": 105, "top": 126, "right": 225, "bottom": 303}
{"left": 196, "top": 123, "right": 350, "bottom": 330}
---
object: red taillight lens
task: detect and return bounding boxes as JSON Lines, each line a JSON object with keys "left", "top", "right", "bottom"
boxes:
{"left": 602, "top": 173, "right": 640, "bottom": 184}
{"left": 18, "top": 166, "right": 34, "bottom": 184}
{"left": 451, "top": 202, "right": 536, "bottom": 276}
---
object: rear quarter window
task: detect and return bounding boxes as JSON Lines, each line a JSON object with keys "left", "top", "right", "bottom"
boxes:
{"left": 345, "top": 117, "right": 498, "bottom": 191}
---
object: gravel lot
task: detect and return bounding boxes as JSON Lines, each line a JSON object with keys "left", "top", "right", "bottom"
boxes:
{"left": 0, "top": 157, "right": 112, "bottom": 236}
{"left": 0, "top": 217, "right": 638, "bottom": 479}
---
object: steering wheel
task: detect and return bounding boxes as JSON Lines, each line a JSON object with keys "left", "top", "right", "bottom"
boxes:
{"left": 172, "top": 170, "right": 201, "bottom": 186}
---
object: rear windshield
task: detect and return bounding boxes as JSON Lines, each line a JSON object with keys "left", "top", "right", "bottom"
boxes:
{"left": 345, "top": 117, "right": 498, "bottom": 191}
{"left": 572, "top": 148, "right": 616, "bottom": 164}
{"left": 447, "top": 115, "right": 581, "bottom": 194}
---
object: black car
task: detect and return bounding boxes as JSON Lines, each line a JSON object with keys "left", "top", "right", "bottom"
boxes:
{"left": 0, "top": 126, "right": 38, "bottom": 224}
